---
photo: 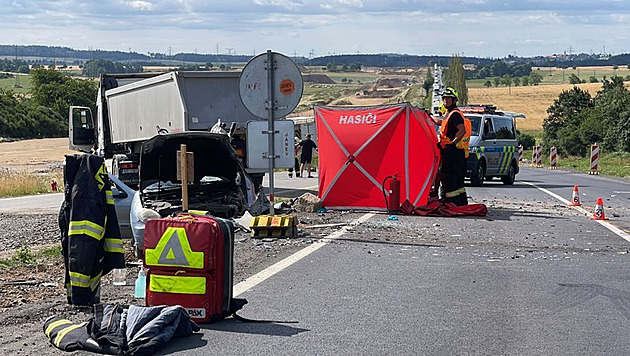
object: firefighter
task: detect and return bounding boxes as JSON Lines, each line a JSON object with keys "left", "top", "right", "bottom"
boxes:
{"left": 59, "top": 154, "right": 126, "bottom": 306}
{"left": 429, "top": 87, "right": 469, "bottom": 206}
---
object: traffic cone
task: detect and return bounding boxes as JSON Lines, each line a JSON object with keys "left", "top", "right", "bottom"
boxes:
{"left": 590, "top": 197, "right": 609, "bottom": 220}
{"left": 568, "top": 185, "right": 581, "bottom": 206}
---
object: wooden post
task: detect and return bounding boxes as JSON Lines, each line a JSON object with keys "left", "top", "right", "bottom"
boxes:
{"left": 180, "top": 144, "right": 189, "bottom": 211}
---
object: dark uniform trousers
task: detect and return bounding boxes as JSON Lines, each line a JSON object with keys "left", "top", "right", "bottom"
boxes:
{"left": 440, "top": 146, "right": 468, "bottom": 206}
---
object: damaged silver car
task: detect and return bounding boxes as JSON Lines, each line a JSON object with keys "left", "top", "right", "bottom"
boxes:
{"left": 130, "top": 132, "right": 255, "bottom": 257}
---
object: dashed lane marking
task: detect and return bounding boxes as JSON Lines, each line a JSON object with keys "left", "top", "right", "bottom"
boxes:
{"left": 233, "top": 212, "right": 374, "bottom": 297}
{"left": 522, "top": 181, "right": 630, "bottom": 243}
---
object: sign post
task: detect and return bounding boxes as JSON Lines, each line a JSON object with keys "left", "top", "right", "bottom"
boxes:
{"left": 239, "top": 51, "right": 303, "bottom": 215}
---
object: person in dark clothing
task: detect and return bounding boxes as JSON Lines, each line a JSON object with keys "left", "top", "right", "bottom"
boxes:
{"left": 288, "top": 136, "right": 301, "bottom": 178}
{"left": 429, "top": 87, "right": 468, "bottom": 206}
{"left": 299, "top": 134, "right": 317, "bottom": 178}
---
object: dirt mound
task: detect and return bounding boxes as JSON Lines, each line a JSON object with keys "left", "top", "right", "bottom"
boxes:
{"left": 303, "top": 74, "right": 336, "bottom": 84}
{"left": 373, "top": 77, "right": 405, "bottom": 89}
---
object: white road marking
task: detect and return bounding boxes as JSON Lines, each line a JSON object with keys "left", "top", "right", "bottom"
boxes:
{"left": 522, "top": 181, "right": 630, "bottom": 243}
{"left": 233, "top": 212, "right": 374, "bottom": 297}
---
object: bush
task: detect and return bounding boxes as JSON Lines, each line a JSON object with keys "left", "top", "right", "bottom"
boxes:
{"left": 518, "top": 132, "right": 536, "bottom": 149}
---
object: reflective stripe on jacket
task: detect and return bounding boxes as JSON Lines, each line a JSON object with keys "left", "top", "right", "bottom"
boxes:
{"left": 461, "top": 117, "right": 472, "bottom": 158}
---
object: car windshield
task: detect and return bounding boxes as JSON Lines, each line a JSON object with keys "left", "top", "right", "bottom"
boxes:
{"left": 467, "top": 115, "right": 481, "bottom": 136}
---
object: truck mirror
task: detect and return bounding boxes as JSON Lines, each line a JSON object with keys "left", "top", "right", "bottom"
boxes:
{"left": 69, "top": 106, "right": 95, "bottom": 151}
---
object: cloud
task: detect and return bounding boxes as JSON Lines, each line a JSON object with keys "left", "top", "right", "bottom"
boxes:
{"left": 125, "top": 1, "right": 154, "bottom": 11}
{"left": 253, "top": 0, "right": 306, "bottom": 11}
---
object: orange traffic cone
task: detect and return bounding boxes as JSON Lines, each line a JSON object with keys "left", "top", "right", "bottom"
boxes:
{"left": 568, "top": 185, "right": 581, "bottom": 206}
{"left": 590, "top": 197, "right": 609, "bottom": 220}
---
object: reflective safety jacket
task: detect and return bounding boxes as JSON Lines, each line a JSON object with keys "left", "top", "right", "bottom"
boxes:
{"left": 59, "top": 154, "right": 125, "bottom": 306}
{"left": 439, "top": 109, "right": 469, "bottom": 153}
{"left": 43, "top": 304, "right": 199, "bottom": 355}
{"left": 461, "top": 117, "right": 472, "bottom": 158}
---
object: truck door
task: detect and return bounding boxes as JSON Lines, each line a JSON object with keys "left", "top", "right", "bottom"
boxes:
{"left": 481, "top": 116, "right": 500, "bottom": 175}
{"left": 69, "top": 106, "right": 95, "bottom": 152}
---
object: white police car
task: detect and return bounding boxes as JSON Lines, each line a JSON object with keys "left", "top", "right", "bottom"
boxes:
{"left": 464, "top": 105, "right": 520, "bottom": 186}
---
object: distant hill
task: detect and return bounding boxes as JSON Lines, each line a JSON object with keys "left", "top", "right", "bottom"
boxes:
{"left": 305, "top": 54, "right": 495, "bottom": 67}
{"left": 1, "top": 45, "right": 629, "bottom": 68}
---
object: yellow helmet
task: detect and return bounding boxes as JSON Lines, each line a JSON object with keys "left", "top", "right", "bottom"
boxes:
{"left": 442, "top": 87, "right": 459, "bottom": 100}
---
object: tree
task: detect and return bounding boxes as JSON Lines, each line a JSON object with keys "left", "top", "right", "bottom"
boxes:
{"left": 490, "top": 60, "right": 509, "bottom": 77}
{"left": 521, "top": 76, "right": 529, "bottom": 86}
{"left": 529, "top": 71, "right": 543, "bottom": 85}
{"left": 29, "top": 68, "right": 97, "bottom": 128}
{"left": 82, "top": 59, "right": 142, "bottom": 77}
{"left": 492, "top": 76, "right": 501, "bottom": 87}
{"left": 205, "top": 62, "right": 213, "bottom": 69}
{"left": 513, "top": 77, "right": 521, "bottom": 87}
{"left": 542, "top": 87, "right": 593, "bottom": 154}
{"left": 569, "top": 74, "right": 582, "bottom": 85}
{"left": 589, "top": 76, "right": 599, "bottom": 83}
{"left": 422, "top": 70, "right": 434, "bottom": 96}
{"left": 483, "top": 80, "right": 492, "bottom": 88}
{"left": 444, "top": 55, "right": 468, "bottom": 105}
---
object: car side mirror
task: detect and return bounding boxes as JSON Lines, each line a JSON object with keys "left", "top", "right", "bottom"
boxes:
{"left": 111, "top": 186, "right": 127, "bottom": 199}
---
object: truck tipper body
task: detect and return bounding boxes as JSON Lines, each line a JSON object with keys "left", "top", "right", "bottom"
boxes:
{"left": 69, "top": 71, "right": 266, "bottom": 187}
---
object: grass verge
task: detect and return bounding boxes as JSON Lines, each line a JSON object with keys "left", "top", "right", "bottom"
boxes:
{"left": 0, "top": 170, "right": 61, "bottom": 197}
{"left": 523, "top": 150, "right": 630, "bottom": 178}
{"left": 0, "top": 244, "right": 62, "bottom": 268}
{"left": 556, "top": 152, "right": 630, "bottom": 178}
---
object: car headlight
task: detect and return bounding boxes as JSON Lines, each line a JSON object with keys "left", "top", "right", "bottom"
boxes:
{"left": 138, "top": 208, "right": 161, "bottom": 224}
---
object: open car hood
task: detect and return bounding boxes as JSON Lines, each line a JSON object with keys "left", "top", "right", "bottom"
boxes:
{"left": 139, "top": 132, "right": 240, "bottom": 190}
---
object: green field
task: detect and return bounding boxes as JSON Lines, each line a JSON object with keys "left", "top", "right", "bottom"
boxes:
{"left": 467, "top": 66, "right": 630, "bottom": 88}
{"left": 0, "top": 74, "right": 31, "bottom": 94}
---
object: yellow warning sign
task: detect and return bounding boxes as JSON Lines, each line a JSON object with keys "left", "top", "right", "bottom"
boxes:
{"left": 145, "top": 227, "right": 204, "bottom": 269}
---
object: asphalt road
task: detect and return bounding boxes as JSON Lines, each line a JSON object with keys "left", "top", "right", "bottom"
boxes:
{"left": 0, "top": 192, "right": 63, "bottom": 213}
{"left": 4, "top": 167, "right": 630, "bottom": 354}
{"left": 153, "top": 166, "right": 630, "bottom": 355}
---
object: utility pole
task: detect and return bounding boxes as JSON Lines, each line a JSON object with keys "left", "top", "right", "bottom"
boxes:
{"left": 14, "top": 45, "right": 20, "bottom": 87}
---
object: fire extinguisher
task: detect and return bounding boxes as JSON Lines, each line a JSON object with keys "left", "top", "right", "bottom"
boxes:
{"left": 382, "top": 174, "right": 401, "bottom": 215}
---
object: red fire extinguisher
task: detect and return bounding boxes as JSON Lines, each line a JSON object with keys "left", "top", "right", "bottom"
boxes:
{"left": 382, "top": 174, "right": 401, "bottom": 214}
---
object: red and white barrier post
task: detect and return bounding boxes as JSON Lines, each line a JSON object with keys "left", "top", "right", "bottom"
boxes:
{"left": 549, "top": 146, "right": 557, "bottom": 169}
{"left": 589, "top": 143, "right": 599, "bottom": 175}
{"left": 532, "top": 146, "right": 538, "bottom": 167}
{"left": 518, "top": 145, "right": 523, "bottom": 163}
{"left": 531, "top": 145, "right": 543, "bottom": 167}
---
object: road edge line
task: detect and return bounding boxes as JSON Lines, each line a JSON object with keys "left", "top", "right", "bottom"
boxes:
{"left": 233, "top": 212, "right": 374, "bottom": 297}
{"left": 522, "top": 181, "right": 630, "bottom": 243}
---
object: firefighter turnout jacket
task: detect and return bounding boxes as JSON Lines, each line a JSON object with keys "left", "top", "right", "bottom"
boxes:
{"left": 439, "top": 108, "right": 470, "bottom": 152}
{"left": 59, "top": 154, "right": 125, "bottom": 306}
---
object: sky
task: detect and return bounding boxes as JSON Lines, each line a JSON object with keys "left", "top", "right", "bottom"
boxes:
{"left": 2, "top": 0, "right": 629, "bottom": 59}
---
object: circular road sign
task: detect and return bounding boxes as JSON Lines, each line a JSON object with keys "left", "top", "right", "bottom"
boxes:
{"left": 239, "top": 51, "right": 303, "bottom": 119}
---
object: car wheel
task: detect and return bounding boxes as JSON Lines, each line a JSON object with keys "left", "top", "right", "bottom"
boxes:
{"left": 501, "top": 162, "right": 516, "bottom": 185}
{"left": 470, "top": 161, "right": 485, "bottom": 187}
